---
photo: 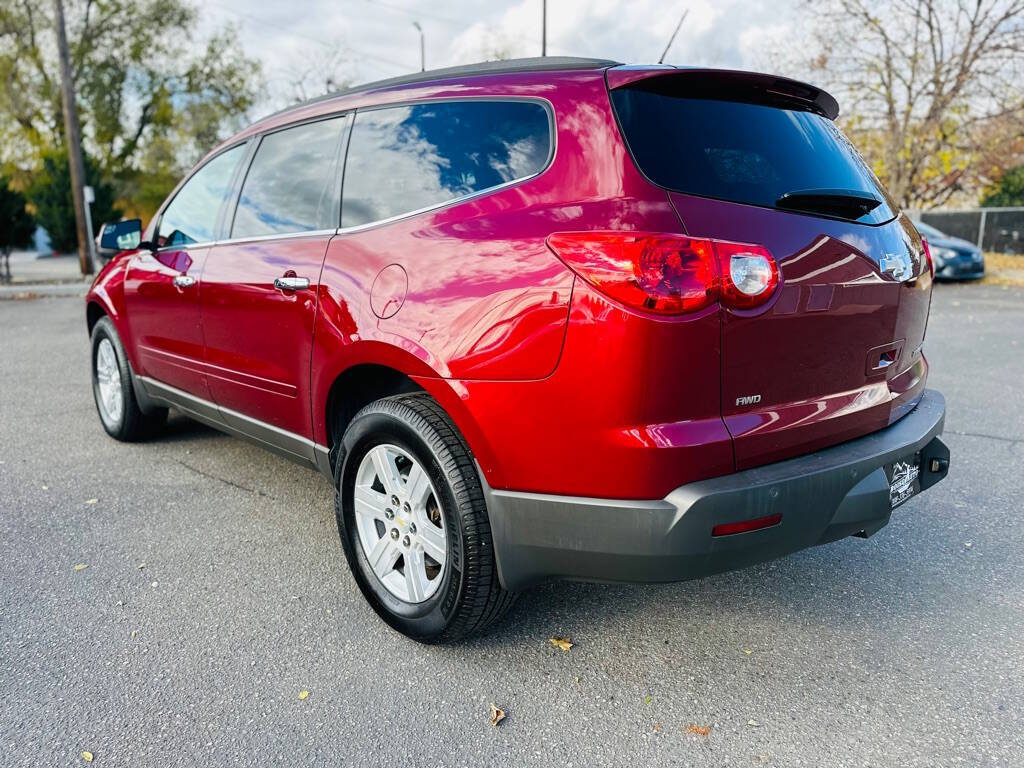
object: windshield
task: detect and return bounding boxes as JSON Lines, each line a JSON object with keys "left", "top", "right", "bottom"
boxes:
{"left": 610, "top": 84, "right": 898, "bottom": 225}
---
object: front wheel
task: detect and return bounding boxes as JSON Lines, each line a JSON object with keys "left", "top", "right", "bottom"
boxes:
{"left": 335, "top": 393, "right": 515, "bottom": 642}
{"left": 90, "top": 317, "right": 167, "bottom": 441}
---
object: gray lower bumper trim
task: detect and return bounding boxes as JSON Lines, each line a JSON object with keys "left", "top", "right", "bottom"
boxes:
{"left": 482, "top": 389, "right": 948, "bottom": 591}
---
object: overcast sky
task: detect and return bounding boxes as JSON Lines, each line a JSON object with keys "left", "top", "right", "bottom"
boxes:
{"left": 198, "top": 0, "right": 808, "bottom": 115}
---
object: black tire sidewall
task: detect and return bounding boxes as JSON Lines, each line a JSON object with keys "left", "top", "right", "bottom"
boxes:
{"left": 337, "top": 408, "right": 465, "bottom": 639}
{"left": 90, "top": 318, "right": 131, "bottom": 438}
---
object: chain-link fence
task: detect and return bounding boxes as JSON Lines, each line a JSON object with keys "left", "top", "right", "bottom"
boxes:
{"left": 916, "top": 207, "right": 1024, "bottom": 254}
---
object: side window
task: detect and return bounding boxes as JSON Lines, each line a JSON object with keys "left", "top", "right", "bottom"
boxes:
{"left": 231, "top": 117, "right": 346, "bottom": 239}
{"left": 341, "top": 100, "right": 551, "bottom": 228}
{"left": 157, "top": 144, "right": 245, "bottom": 247}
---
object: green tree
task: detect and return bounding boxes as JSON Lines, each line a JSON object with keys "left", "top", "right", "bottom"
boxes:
{"left": 0, "top": 0, "right": 262, "bottom": 220}
{"left": 981, "top": 165, "right": 1024, "bottom": 207}
{"left": 26, "top": 148, "right": 119, "bottom": 254}
{"left": 0, "top": 176, "right": 35, "bottom": 282}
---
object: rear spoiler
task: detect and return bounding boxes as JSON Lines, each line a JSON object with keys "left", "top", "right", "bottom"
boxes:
{"left": 606, "top": 65, "right": 840, "bottom": 120}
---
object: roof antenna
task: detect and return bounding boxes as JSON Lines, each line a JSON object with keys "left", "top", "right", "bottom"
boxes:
{"left": 657, "top": 8, "right": 689, "bottom": 64}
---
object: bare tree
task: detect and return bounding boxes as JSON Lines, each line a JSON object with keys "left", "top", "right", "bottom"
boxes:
{"left": 808, "top": 0, "right": 1024, "bottom": 208}
{"left": 284, "top": 48, "right": 352, "bottom": 104}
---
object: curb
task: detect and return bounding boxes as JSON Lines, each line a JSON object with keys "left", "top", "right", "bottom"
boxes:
{"left": 0, "top": 282, "right": 89, "bottom": 300}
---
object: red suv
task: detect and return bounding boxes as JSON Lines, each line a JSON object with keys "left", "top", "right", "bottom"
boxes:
{"left": 87, "top": 57, "right": 950, "bottom": 642}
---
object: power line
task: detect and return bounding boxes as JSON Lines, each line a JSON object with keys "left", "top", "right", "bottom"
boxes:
{"left": 205, "top": 2, "right": 413, "bottom": 72}
{"left": 364, "top": 0, "right": 471, "bottom": 28}
{"left": 362, "top": 0, "right": 542, "bottom": 55}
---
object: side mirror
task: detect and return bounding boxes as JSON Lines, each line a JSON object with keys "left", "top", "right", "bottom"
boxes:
{"left": 99, "top": 218, "right": 142, "bottom": 253}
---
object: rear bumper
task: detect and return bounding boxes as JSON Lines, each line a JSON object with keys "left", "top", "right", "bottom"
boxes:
{"left": 483, "top": 389, "right": 948, "bottom": 591}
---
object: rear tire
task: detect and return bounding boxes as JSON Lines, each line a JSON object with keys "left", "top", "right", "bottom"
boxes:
{"left": 90, "top": 317, "right": 167, "bottom": 441}
{"left": 335, "top": 393, "right": 516, "bottom": 642}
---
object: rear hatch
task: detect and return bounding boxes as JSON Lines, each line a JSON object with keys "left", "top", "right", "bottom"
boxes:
{"left": 609, "top": 69, "right": 932, "bottom": 469}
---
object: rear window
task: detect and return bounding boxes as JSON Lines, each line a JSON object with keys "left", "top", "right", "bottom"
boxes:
{"left": 341, "top": 100, "right": 551, "bottom": 228}
{"left": 610, "top": 84, "right": 896, "bottom": 224}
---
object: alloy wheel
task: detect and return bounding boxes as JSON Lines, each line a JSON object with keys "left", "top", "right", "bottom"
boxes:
{"left": 95, "top": 338, "right": 123, "bottom": 424}
{"left": 353, "top": 443, "right": 447, "bottom": 603}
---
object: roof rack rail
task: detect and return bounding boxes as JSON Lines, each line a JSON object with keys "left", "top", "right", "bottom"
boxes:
{"left": 257, "top": 56, "right": 621, "bottom": 123}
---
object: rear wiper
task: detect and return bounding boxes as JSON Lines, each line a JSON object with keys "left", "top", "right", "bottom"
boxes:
{"left": 775, "top": 188, "right": 883, "bottom": 220}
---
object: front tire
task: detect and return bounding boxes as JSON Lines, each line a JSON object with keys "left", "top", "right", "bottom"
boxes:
{"left": 335, "top": 393, "right": 515, "bottom": 642}
{"left": 90, "top": 317, "right": 167, "bottom": 441}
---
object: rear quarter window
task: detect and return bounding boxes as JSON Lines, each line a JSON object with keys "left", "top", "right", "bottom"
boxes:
{"left": 610, "top": 85, "right": 897, "bottom": 225}
{"left": 341, "top": 100, "right": 552, "bottom": 228}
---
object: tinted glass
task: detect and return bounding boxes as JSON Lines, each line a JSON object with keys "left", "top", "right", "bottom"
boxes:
{"left": 158, "top": 145, "right": 245, "bottom": 247}
{"left": 611, "top": 87, "right": 896, "bottom": 224}
{"left": 342, "top": 100, "right": 551, "bottom": 228}
{"left": 232, "top": 117, "right": 345, "bottom": 238}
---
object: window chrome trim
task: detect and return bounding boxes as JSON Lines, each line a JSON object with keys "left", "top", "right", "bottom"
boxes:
{"left": 335, "top": 168, "right": 550, "bottom": 235}
{"left": 213, "top": 229, "right": 338, "bottom": 248}
{"left": 150, "top": 228, "right": 339, "bottom": 252}
{"left": 337, "top": 96, "right": 556, "bottom": 234}
{"left": 154, "top": 240, "right": 217, "bottom": 252}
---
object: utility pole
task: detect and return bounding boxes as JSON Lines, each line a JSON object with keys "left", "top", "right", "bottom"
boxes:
{"left": 412, "top": 21, "right": 425, "bottom": 72}
{"left": 53, "top": 0, "right": 93, "bottom": 276}
{"left": 541, "top": 0, "right": 546, "bottom": 56}
{"left": 658, "top": 8, "right": 689, "bottom": 64}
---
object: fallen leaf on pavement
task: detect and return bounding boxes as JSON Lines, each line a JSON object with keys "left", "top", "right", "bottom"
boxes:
{"left": 653, "top": 723, "right": 662, "bottom": 733}
{"left": 298, "top": 690, "right": 309, "bottom": 700}
{"left": 747, "top": 719, "right": 762, "bottom": 727}
{"left": 687, "top": 725, "right": 711, "bottom": 736}
{"left": 744, "top": 648, "right": 753, "bottom": 655}
{"left": 85, "top": 499, "right": 98, "bottom": 505}
{"left": 130, "top": 630, "right": 137, "bottom": 639}
{"left": 74, "top": 564, "right": 88, "bottom": 572}
{"left": 644, "top": 695, "right": 652, "bottom": 705}
{"left": 489, "top": 703, "right": 506, "bottom": 726}
{"left": 549, "top": 636, "right": 573, "bottom": 651}
{"left": 81, "top": 751, "right": 94, "bottom": 762}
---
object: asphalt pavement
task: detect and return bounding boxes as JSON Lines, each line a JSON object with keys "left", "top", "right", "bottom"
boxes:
{"left": 1, "top": 283, "right": 1022, "bottom": 767}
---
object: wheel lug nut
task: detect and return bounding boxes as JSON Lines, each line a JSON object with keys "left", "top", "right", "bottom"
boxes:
{"left": 390, "top": 528, "right": 399, "bottom": 540}
{"left": 403, "top": 501, "right": 411, "bottom": 513}
{"left": 384, "top": 508, "right": 394, "bottom": 520}
{"left": 391, "top": 495, "right": 399, "bottom": 507}
{"left": 402, "top": 535, "right": 410, "bottom": 547}
{"left": 409, "top": 523, "right": 417, "bottom": 534}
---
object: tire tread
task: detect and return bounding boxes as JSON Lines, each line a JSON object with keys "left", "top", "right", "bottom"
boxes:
{"left": 346, "top": 392, "right": 516, "bottom": 642}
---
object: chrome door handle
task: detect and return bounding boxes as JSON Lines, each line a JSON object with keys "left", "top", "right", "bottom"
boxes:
{"left": 173, "top": 275, "right": 195, "bottom": 288}
{"left": 274, "top": 276, "right": 310, "bottom": 291}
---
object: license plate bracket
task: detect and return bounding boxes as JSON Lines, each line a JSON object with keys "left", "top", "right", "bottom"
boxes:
{"left": 886, "top": 453, "right": 922, "bottom": 509}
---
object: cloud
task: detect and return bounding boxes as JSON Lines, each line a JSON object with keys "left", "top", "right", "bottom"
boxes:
{"left": 199, "top": 0, "right": 802, "bottom": 115}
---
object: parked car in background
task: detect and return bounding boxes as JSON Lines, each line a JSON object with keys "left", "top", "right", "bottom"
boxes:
{"left": 86, "top": 57, "right": 950, "bottom": 642}
{"left": 915, "top": 220, "right": 985, "bottom": 280}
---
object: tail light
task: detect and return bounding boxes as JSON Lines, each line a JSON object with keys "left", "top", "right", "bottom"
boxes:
{"left": 546, "top": 231, "right": 778, "bottom": 315}
{"left": 921, "top": 237, "right": 935, "bottom": 278}
{"left": 715, "top": 241, "right": 779, "bottom": 309}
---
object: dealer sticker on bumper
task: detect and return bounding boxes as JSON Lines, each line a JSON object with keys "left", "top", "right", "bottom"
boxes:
{"left": 887, "top": 456, "right": 921, "bottom": 509}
